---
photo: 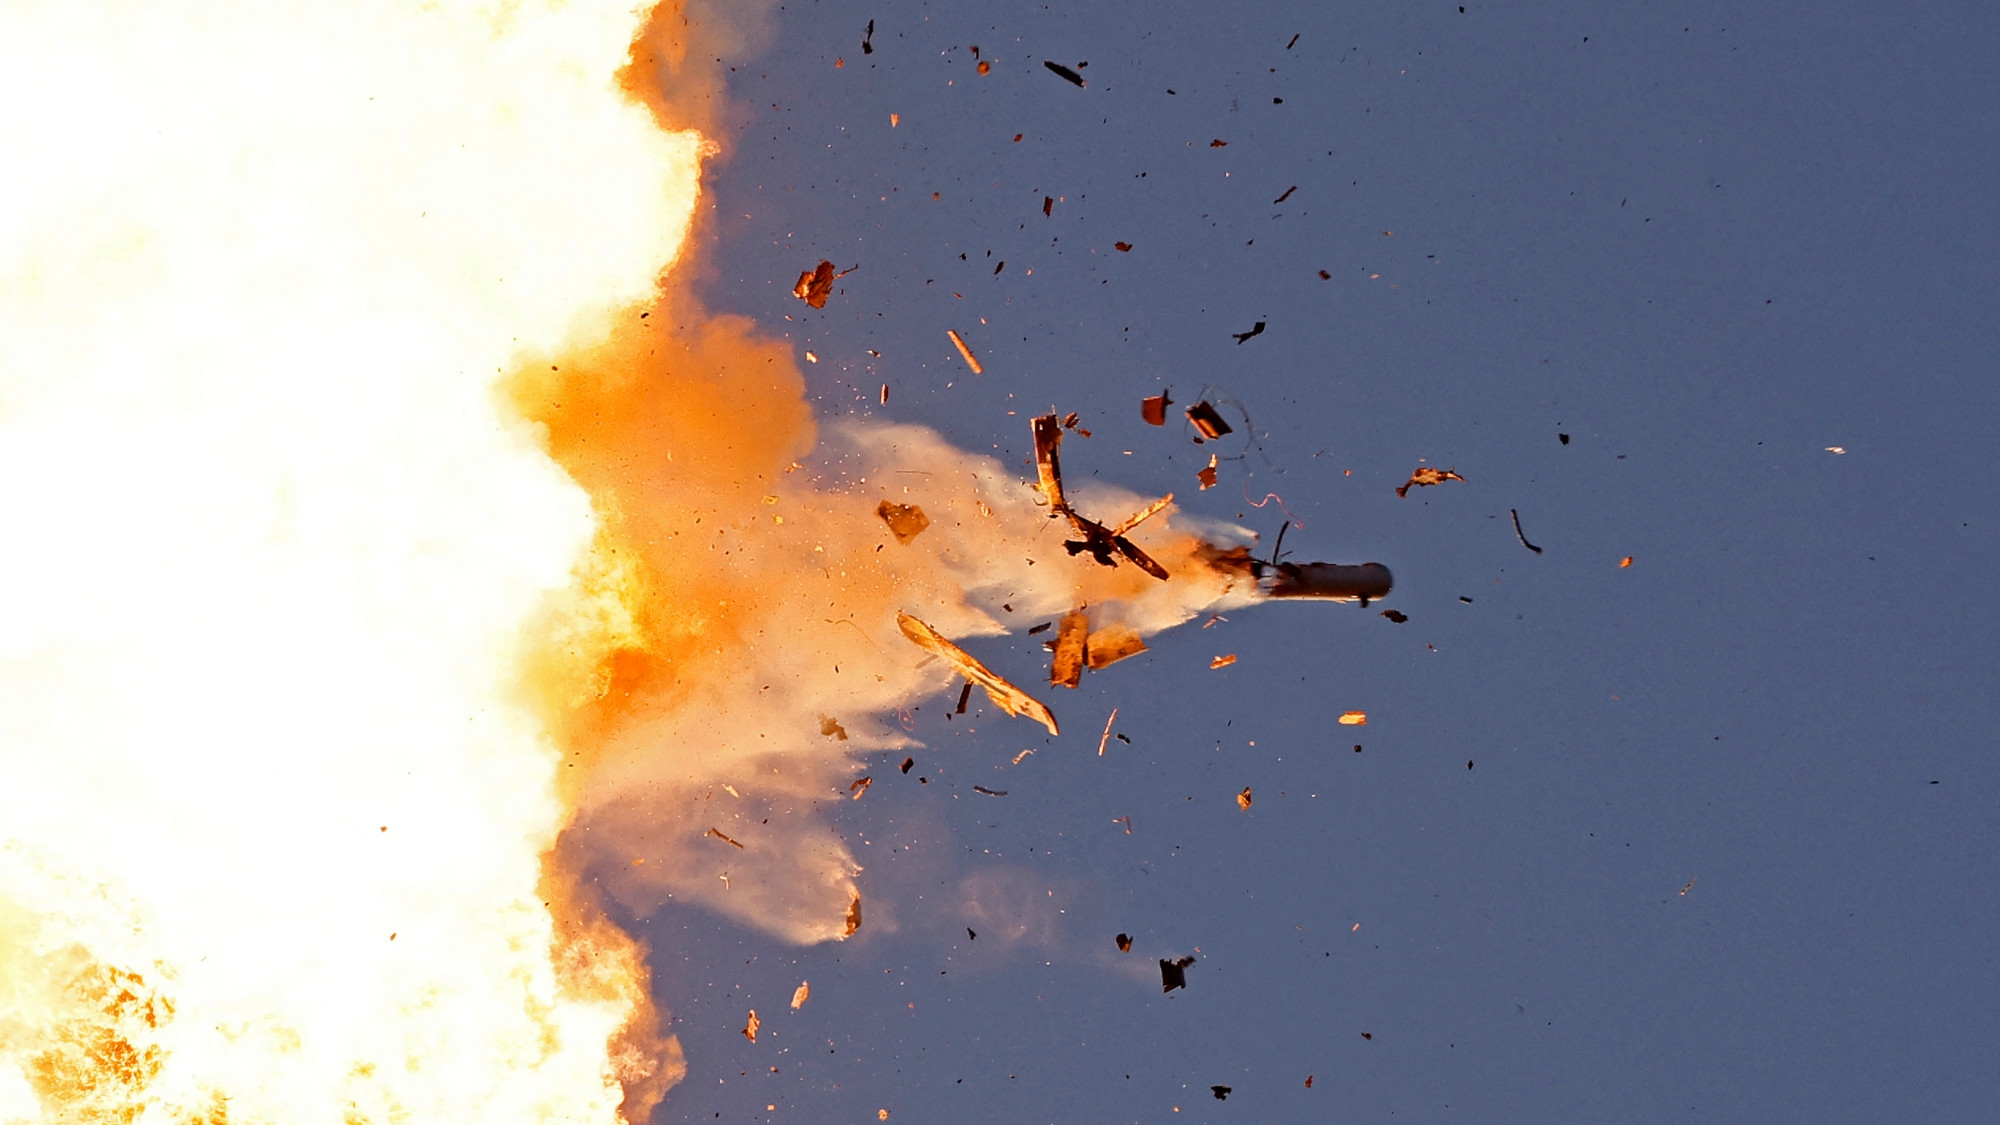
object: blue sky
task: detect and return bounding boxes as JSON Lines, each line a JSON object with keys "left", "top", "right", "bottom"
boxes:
{"left": 637, "top": 3, "right": 2000, "bottom": 1121}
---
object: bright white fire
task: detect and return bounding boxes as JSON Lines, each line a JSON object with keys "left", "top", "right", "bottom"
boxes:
{"left": 0, "top": 1, "right": 697, "bottom": 1121}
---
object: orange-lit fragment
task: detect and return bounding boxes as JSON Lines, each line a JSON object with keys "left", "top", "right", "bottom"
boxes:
{"left": 743, "top": 1010, "right": 760, "bottom": 1042}
{"left": 1619, "top": 556, "right": 1634, "bottom": 567}
{"left": 1337, "top": 711, "right": 1367, "bottom": 726}
{"left": 1210, "top": 654, "right": 1237, "bottom": 669}
{"left": 791, "top": 981, "right": 810, "bottom": 1009}
{"left": 946, "top": 329, "right": 983, "bottom": 373}
{"left": 1236, "top": 787, "right": 1252, "bottom": 810}
{"left": 1198, "top": 454, "right": 1218, "bottom": 490}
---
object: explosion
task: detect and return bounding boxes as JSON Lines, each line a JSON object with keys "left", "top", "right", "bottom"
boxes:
{"left": 0, "top": 1, "right": 1383, "bottom": 1120}
{"left": 0, "top": 1, "right": 693, "bottom": 1120}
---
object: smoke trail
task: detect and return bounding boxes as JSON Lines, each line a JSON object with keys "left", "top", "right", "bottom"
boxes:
{"left": 515, "top": 288, "right": 1262, "bottom": 948}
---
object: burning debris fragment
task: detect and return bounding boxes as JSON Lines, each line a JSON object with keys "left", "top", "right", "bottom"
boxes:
{"left": 1236, "top": 787, "right": 1253, "bottom": 810}
{"left": 876, "top": 500, "right": 931, "bottom": 544}
{"left": 897, "top": 612, "right": 1059, "bottom": 735}
{"left": 1031, "top": 414, "right": 1171, "bottom": 579}
{"left": 946, "top": 328, "right": 984, "bottom": 373}
{"left": 848, "top": 777, "right": 872, "bottom": 799}
{"left": 1116, "top": 933, "right": 1133, "bottom": 952}
{"left": 1160, "top": 955, "right": 1197, "bottom": 992}
{"left": 1086, "top": 625, "right": 1147, "bottom": 669}
{"left": 791, "top": 981, "right": 811, "bottom": 1010}
{"left": 1210, "top": 654, "right": 1237, "bottom": 669}
{"left": 1338, "top": 711, "right": 1367, "bottom": 726}
{"left": 1043, "top": 60, "right": 1086, "bottom": 86}
{"left": 791, "top": 259, "right": 855, "bottom": 308}
{"left": 1140, "top": 390, "right": 1173, "bottom": 425}
{"left": 1050, "top": 610, "right": 1088, "bottom": 688}
{"left": 1197, "top": 454, "right": 1218, "bottom": 489}
{"left": 743, "top": 1010, "right": 760, "bottom": 1042}
{"left": 1185, "top": 401, "right": 1234, "bottom": 440}
{"left": 844, "top": 893, "right": 863, "bottom": 938}
{"left": 1396, "top": 465, "right": 1465, "bottom": 497}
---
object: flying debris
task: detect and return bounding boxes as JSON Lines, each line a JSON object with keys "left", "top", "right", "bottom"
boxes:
{"left": 1050, "top": 610, "right": 1088, "bottom": 688}
{"left": 861, "top": 18, "right": 874, "bottom": 53}
{"left": 1231, "top": 320, "right": 1267, "bottom": 344}
{"left": 1210, "top": 138, "right": 1229, "bottom": 148}
{"left": 1212, "top": 1086, "right": 1232, "bottom": 1101}
{"left": 971, "top": 785, "right": 1008, "bottom": 797}
{"left": 849, "top": 777, "right": 872, "bottom": 800}
{"left": 1210, "top": 654, "right": 1237, "bottom": 669}
{"left": 1620, "top": 556, "right": 1634, "bottom": 568}
{"left": 955, "top": 681, "right": 973, "bottom": 714}
{"left": 791, "top": 981, "right": 811, "bottom": 1010}
{"left": 1236, "top": 787, "right": 1253, "bottom": 810}
{"left": 1043, "top": 195, "right": 1054, "bottom": 217}
{"left": 792, "top": 260, "right": 856, "bottom": 308}
{"left": 1338, "top": 711, "right": 1367, "bottom": 726}
{"left": 743, "top": 1010, "right": 760, "bottom": 1042}
{"left": 897, "top": 612, "right": 1059, "bottom": 735}
{"left": 844, "top": 893, "right": 863, "bottom": 937}
{"left": 1197, "top": 454, "right": 1218, "bottom": 489}
{"left": 1185, "top": 401, "right": 1234, "bottom": 439}
{"left": 1680, "top": 876, "right": 1699, "bottom": 896}
{"left": 1043, "top": 60, "right": 1086, "bottom": 86}
{"left": 1096, "top": 708, "right": 1120, "bottom": 756}
{"left": 1116, "top": 933, "right": 1133, "bottom": 952}
{"left": 707, "top": 828, "right": 745, "bottom": 849}
{"left": 1396, "top": 466, "right": 1465, "bottom": 497}
{"left": 1031, "top": 414, "right": 1171, "bottom": 578}
{"left": 876, "top": 500, "right": 931, "bottom": 544}
{"left": 819, "top": 715, "right": 849, "bottom": 741}
{"left": 1380, "top": 609, "right": 1408, "bottom": 623}
{"left": 1026, "top": 620, "right": 1053, "bottom": 635}
{"left": 1510, "top": 508, "right": 1543, "bottom": 554}
{"left": 1160, "top": 955, "right": 1197, "bottom": 992}
{"left": 1086, "top": 625, "right": 1146, "bottom": 669}
{"left": 1115, "top": 240, "right": 1133, "bottom": 252}
{"left": 946, "top": 328, "right": 984, "bottom": 373}
{"left": 1011, "top": 748, "right": 1036, "bottom": 765}
{"left": 1274, "top": 184, "right": 1298, "bottom": 204}
{"left": 900, "top": 756, "right": 915, "bottom": 774}
{"left": 1140, "top": 390, "right": 1173, "bottom": 425}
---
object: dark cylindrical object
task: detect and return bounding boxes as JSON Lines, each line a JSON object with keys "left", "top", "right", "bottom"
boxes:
{"left": 1262, "top": 561, "right": 1394, "bottom": 602}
